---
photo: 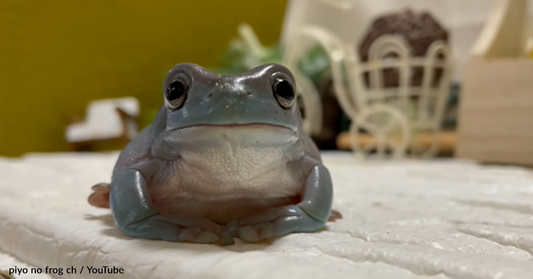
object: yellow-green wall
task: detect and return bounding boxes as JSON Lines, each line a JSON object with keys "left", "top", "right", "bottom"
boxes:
{"left": 0, "top": 0, "right": 287, "bottom": 157}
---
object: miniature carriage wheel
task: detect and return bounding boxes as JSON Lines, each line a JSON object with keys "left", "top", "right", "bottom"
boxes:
{"left": 349, "top": 104, "right": 412, "bottom": 158}
{"left": 408, "top": 127, "right": 442, "bottom": 158}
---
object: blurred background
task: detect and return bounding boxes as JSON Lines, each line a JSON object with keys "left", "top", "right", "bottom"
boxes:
{"left": 1, "top": 0, "right": 532, "bottom": 167}
{"left": 0, "top": 0, "right": 287, "bottom": 157}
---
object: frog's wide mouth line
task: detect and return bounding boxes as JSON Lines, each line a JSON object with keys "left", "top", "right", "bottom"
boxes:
{"left": 165, "top": 123, "right": 300, "bottom": 145}
{"left": 171, "top": 123, "right": 296, "bottom": 132}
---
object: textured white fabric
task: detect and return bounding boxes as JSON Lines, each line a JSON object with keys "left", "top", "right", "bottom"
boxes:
{"left": 1, "top": 151, "right": 533, "bottom": 279}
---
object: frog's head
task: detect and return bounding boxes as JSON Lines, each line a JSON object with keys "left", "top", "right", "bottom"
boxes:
{"left": 158, "top": 63, "right": 303, "bottom": 147}
{"left": 162, "top": 63, "right": 302, "bottom": 130}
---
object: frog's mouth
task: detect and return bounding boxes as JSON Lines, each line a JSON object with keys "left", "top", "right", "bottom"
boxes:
{"left": 174, "top": 123, "right": 296, "bottom": 130}
{"left": 165, "top": 123, "right": 299, "bottom": 148}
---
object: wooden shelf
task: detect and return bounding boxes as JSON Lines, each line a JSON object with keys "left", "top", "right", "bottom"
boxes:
{"left": 336, "top": 131, "right": 457, "bottom": 152}
{"left": 456, "top": 0, "right": 533, "bottom": 166}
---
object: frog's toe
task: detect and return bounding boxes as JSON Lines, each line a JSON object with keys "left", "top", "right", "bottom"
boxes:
{"left": 224, "top": 221, "right": 239, "bottom": 237}
{"left": 195, "top": 231, "right": 219, "bottom": 244}
{"left": 146, "top": 221, "right": 226, "bottom": 244}
{"left": 88, "top": 183, "right": 111, "bottom": 208}
{"left": 177, "top": 227, "right": 202, "bottom": 241}
{"left": 238, "top": 216, "right": 324, "bottom": 242}
{"left": 183, "top": 227, "right": 219, "bottom": 244}
{"left": 328, "top": 209, "right": 343, "bottom": 222}
{"left": 238, "top": 223, "right": 274, "bottom": 242}
{"left": 218, "top": 229, "right": 236, "bottom": 246}
{"left": 237, "top": 207, "right": 327, "bottom": 242}
{"left": 150, "top": 221, "right": 194, "bottom": 242}
{"left": 190, "top": 228, "right": 234, "bottom": 245}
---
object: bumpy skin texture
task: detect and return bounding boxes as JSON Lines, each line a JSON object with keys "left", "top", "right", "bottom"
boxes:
{"left": 88, "top": 63, "right": 336, "bottom": 245}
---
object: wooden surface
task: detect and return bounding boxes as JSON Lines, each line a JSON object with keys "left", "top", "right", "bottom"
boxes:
{"left": 456, "top": 58, "right": 533, "bottom": 167}
{"left": 455, "top": 0, "right": 533, "bottom": 167}
{"left": 336, "top": 131, "right": 457, "bottom": 153}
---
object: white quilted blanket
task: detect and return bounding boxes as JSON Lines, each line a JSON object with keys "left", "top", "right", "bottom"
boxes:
{"left": 1, "top": 151, "right": 533, "bottom": 279}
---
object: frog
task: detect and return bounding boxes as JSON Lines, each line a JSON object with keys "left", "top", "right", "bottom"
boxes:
{"left": 88, "top": 63, "right": 340, "bottom": 245}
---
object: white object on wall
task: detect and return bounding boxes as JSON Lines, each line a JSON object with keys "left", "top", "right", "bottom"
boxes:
{"left": 470, "top": 0, "right": 531, "bottom": 59}
{"left": 65, "top": 97, "right": 139, "bottom": 143}
{"left": 281, "top": 0, "right": 533, "bottom": 81}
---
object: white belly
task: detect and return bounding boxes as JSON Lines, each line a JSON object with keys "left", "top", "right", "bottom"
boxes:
{"left": 152, "top": 145, "right": 305, "bottom": 203}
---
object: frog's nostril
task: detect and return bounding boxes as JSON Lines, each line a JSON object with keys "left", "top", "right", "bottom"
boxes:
{"left": 207, "top": 93, "right": 213, "bottom": 100}
{"left": 246, "top": 92, "right": 252, "bottom": 97}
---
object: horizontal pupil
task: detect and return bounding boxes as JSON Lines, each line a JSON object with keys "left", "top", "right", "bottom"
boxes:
{"left": 167, "top": 82, "right": 184, "bottom": 101}
{"left": 276, "top": 80, "right": 294, "bottom": 100}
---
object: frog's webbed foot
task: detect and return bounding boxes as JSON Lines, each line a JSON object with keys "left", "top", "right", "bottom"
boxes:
{"left": 88, "top": 183, "right": 111, "bottom": 208}
{"left": 237, "top": 164, "right": 334, "bottom": 243}
{"left": 237, "top": 205, "right": 327, "bottom": 242}
{"left": 328, "top": 209, "right": 343, "bottom": 222}
{"left": 235, "top": 207, "right": 342, "bottom": 243}
{"left": 140, "top": 214, "right": 234, "bottom": 245}
{"left": 111, "top": 168, "right": 234, "bottom": 245}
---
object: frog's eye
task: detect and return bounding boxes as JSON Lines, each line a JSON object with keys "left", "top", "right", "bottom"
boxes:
{"left": 165, "top": 80, "right": 188, "bottom": 109}
{"left": 272, "top": 78, "right": 295, "bottom": 109}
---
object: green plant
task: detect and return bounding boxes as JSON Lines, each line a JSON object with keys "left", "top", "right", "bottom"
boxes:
{"left": 211, "top": 23, "right": 331, "bottom": 83}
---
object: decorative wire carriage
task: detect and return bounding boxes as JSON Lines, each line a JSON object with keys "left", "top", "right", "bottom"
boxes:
{"left": 282, "top": 0, "right": 453, "bottom": 159}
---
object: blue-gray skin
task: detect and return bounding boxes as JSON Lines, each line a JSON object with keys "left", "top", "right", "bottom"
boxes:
{"left": 88, "top": 63, "right": 336, "bottom": 245}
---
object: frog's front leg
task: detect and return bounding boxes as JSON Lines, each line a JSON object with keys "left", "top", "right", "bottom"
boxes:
{"left": 237, "top": 161, "right": 333, "bottom": 242}
{"left": 110, "top": 161, "right": 234, "bottom": 245}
